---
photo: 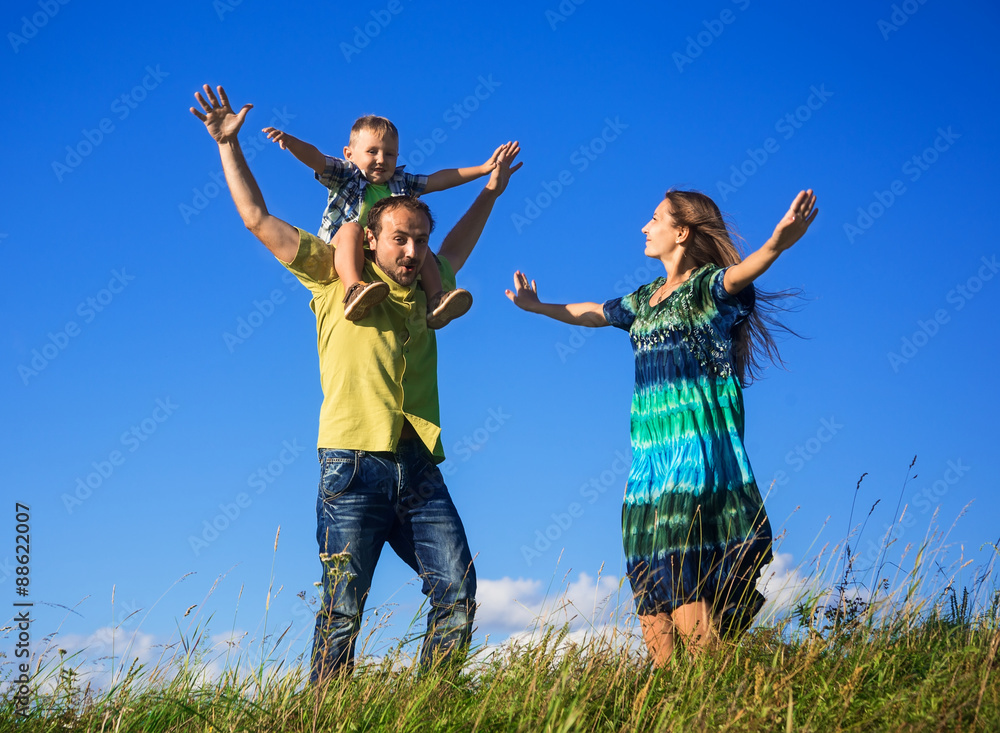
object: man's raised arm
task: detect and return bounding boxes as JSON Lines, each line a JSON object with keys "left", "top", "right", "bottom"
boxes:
{"left": 437, "top": 141, "right": 521, "bottom": 274}
{"left": 190, "top": 84, "right": 300, "bottom": 263}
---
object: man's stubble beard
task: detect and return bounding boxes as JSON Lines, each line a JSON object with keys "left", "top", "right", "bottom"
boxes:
{"left": 373, "top": 252, "right": 422, "bottom": 287}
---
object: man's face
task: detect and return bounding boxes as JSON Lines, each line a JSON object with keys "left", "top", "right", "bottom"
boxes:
{"left": 344, "top": 129, "right": 398, "bottom": 185}
{"left": 367, "top": 207, "right": 431, "bottom": 286}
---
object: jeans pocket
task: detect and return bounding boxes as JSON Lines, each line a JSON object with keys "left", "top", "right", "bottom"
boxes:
{"left": 319, "top": 450, "right": 358, "bottom": 501}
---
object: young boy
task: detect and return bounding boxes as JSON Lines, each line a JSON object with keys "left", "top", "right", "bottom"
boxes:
{"left": 263, "top": 116, "right": 507, "bottom": 327}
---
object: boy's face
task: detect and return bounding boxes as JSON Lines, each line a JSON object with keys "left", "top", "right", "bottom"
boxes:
{"left": 344, "top": 129, "right": 398, "bottom": 185}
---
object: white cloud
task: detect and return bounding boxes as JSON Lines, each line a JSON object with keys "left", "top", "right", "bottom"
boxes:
{"left": 756, "top": 552, "right": 828, "bottom": 619}
{"left": 28, "top": 625, "right": 266, "bottom": 692}
{"left": 476, "top": 571, "right": 642, "bottom": 658}
{"left": 477, "top": 572, "right": 627, "bottom": 632}
{"left": 28, "top": 626, "right": 162, "bottom": 693}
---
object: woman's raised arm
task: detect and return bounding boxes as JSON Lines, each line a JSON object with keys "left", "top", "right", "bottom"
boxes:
{"left": 723, "top": 189, "right": 818, "bottom": 295}
{"left": 505, "top": 270, "right": 609, "bottom": 327}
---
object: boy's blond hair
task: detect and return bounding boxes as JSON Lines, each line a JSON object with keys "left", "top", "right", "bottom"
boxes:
{"left": 349, "top": 115, "right": 398, "bottom": 146}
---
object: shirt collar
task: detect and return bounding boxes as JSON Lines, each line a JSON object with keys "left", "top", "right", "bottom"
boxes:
{"left": 370, "top": 259, "right": 417, "bottom": 301}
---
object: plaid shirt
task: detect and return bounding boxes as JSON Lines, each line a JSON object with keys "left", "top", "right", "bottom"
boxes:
{"left": 315, "top": 156, "right": 428, "bottom": 242}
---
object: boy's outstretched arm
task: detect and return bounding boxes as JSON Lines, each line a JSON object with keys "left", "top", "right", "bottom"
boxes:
{"left": 190, "top": 84, "right": 300, "bottom": 263}
{"left": 723, "top": 189, "right": 819, "bottom": 295}
{"left": 505, "top": 271, "right": 609, "bottom": 327}
{"left": 437, "top": 142, "right": 521, "bottom": 273}
{"left": 262, "top": 127, "right": 327, "bottom": 176}
{"left": 422, "top": 142, "right": 509, "bottom": 194}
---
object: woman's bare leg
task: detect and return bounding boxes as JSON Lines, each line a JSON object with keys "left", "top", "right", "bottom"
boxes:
{"left": 670, "top": 601, "right": 717, "bottom": 655}
{"left": 640, "top": 613, "right": 675, "bottom": 667}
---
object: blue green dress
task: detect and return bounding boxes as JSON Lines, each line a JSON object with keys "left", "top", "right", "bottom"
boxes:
{"left": 602, "top": 264, "right": 772, "bottom": 635}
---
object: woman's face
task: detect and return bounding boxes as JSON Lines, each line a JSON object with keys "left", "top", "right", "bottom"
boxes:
{"left": 642, "top": 199, "right": 685, "bottom": 259}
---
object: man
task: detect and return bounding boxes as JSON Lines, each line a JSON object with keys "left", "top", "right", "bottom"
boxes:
{"left": 190, "top": 84, "right": 520, "bottom": 681}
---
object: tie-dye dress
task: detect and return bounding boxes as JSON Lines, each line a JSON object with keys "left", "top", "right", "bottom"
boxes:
{"left": 602, "top": 264, "right": 772, "bottom": 635}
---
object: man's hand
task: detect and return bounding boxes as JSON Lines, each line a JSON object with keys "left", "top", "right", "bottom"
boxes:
{"left": 768, "top": 189, "right": 819, "bottom": 253}
{"left": 484, "top": 141, "right": 522, "bottom": 197}
{"left": 504, "top": 270, "right": 541, "bottom": 312}
{"left": 190, "top": 84, "right": 252, "bottom": 144}
{"left": 436, "top": 142, "right": 522, "bottom": 273}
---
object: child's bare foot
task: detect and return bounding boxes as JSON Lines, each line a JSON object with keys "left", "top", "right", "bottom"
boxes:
{"left": 426, "top": 289, "right": 473, "bottom": 330}
{"left": 343, "top": 281, "right": 389, "bottom": 321}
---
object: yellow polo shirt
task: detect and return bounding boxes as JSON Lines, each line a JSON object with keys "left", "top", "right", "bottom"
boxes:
{"left": 280, "top": 227, "right": 456, "bottom": 461}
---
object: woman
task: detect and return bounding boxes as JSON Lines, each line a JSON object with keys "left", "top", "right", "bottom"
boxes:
{"left": 506, "top": 189, "right": 818, "bottom": 664}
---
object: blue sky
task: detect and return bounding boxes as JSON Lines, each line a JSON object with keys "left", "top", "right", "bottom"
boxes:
{"left": 3, "top": 0, "right": 1000, "bottom": 679}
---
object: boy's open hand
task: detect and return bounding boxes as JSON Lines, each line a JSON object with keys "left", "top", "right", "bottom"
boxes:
{"left": 505, "top": 270, "right": 540, "bottom": 311}
{"left": 770, "top": 189, "right": 819, "bottom": 252}
{"left": 485, "top": 141, "right": 522, "bottom": 197}
{"left": 262, "top": 127, "right": 293, "bottom": 150}
{"left": 480, "top": 143, "right": 507, "bottom": 174}
{"left": 190, "top": 84, "right": 251, "bottom": 144}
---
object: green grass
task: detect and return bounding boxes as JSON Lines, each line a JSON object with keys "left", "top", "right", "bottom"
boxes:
{"left": 4, "top": 579, "right": 999, "bottom": 732}
{"left": 5, "top": 462, "right": 1000, "bottom": 732}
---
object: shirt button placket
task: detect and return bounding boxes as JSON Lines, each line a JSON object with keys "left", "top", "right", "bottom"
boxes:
{"left": 400, "top": 330, "right": 410, "bottom": 388}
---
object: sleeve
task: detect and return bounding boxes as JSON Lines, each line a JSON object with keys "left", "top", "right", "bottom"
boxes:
{"left": 279, "top": 228, "right": 336, "bottom": 292}
{"left": 314, "top": 156, "right": 353, "bottom": 190}
{"left": 710, "top": 266, "right": 755, "bottom": 324}
{"left": 602, "top": 290, "right": 638, "bottom": 331}
{"left": 399, "top": 168, "right": 429, "bottom": 196}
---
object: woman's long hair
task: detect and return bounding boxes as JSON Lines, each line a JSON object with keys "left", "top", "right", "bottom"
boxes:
{"left": 663, "top": 189, "right": 801, "bottom": 386}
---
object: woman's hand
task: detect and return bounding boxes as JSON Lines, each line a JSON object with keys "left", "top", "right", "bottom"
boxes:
{"left": 505, "top": 270, "right": 541, "bottom": 312}
{"left": 723, "top": 189, "right": 819, "bottom": 295}
{"left": 769, "top": 189, "right": 819, "bottom": 252}
{"left": 505, "top": 271, "right": 608, "bottom": 326}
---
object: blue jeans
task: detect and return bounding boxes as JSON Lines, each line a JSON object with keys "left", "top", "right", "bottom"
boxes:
{"left": 310, "top": 439, "right": 476, "bottom": 681}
